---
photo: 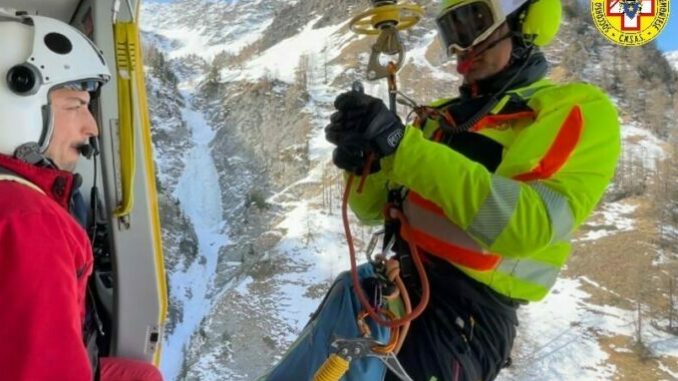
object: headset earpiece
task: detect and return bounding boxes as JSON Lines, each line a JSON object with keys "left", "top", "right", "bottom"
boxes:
{"left": 521, "top": 0, "right": 562, "bottom": 46}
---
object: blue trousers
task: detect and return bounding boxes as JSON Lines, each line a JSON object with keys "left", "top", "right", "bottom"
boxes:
{"left": 259, "top": 264, "right": 390, "bottom": 381}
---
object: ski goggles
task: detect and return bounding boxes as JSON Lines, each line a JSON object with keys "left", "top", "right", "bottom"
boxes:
{"left": 435, "top": 0, "right": 511, "bottom": 53}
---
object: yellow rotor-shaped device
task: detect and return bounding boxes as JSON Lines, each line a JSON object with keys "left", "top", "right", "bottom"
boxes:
{"left": 348, "top": 1, "right": 424, "bottom": 80}
{"left": 349, "top": 2, "right": 424, "bottom": 35}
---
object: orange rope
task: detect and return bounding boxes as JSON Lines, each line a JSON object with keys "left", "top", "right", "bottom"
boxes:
{"left": 357, "top": 154, "right": 375, "bottom": 193}
{"left": 341, "top": 60, "right": 427, "bottom": 355}
{"left": 342, "top": 174, "right": 430, "bottom": 329}
{"left": 357, "top": 309, "right": 400, "bottom": 354}
{"left": 388, "top": 259, "right": 412, "bottom": 353}
{"left": 387, "top": 62, "right": 398, "bottom": 112}
{"left": 387, "top": 62, "right": 398, "bottom": 91}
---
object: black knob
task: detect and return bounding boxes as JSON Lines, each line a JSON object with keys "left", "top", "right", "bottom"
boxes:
{"left": 7, "top": 65, "right": 37, "bottom": 95}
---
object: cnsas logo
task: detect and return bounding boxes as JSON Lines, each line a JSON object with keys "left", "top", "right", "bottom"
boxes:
{"left": 591, "top": 0, "right": 670, "bottom": 46}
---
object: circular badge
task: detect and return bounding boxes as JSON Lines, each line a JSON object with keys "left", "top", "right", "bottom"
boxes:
{"left": 591, "top": 0, "right": 670, "bottom": 46}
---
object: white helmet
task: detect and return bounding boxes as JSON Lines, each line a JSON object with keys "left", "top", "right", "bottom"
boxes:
{"left": 0, "top": 12, "right": 111, "bottom": 159}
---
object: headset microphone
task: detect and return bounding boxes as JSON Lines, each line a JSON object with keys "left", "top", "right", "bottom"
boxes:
{"left": 78, "top": 137, "right": 99, "bottom": 159}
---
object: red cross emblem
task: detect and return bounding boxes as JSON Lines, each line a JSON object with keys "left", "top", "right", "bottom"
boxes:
{"left": 606, "top": 0, "right": 655, "bottom": 31}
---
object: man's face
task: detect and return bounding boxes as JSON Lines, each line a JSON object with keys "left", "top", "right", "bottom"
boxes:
{"left": 454, "top": 23, "right": 513, "bottom": 83}
{"left": 45, "top": 88, "right": 98, "bottom": 172}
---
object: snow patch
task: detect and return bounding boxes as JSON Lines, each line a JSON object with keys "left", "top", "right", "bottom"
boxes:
{"left": 141, "top": 0, "right": 275, "bottom": 61}
{"left": 499, "top": 278, "right": 617, "bottom": 381}
{"left": 221, "top": 17, "right": 347, "bottom": 84}
{"left": 160, "top": 93, "right": 230, "bottom": 381}
{"left": 621, "top": 123, "right": 666, "bottom": 171}
{"left": 664, "top": 50, "right": 678, "bottom": 72}
{"left": 577, "top": 201, "right": 637, "bottom": 241}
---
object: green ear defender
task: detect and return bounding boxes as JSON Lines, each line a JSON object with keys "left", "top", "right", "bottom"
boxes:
{"left": 520, "top": 0, "right": 562, "bottom": 46}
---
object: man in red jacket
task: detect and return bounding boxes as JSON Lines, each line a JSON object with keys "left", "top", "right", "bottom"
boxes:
{"left": 0, "top": 12, "right": 162, "bottom": 381}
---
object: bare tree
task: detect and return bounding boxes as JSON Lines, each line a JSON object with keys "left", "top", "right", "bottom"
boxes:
{"left": 668, "top": 274, "right": 677, "bottom": 333}
{"left": 296, "top": 54, "right": 310, "bottom": 91}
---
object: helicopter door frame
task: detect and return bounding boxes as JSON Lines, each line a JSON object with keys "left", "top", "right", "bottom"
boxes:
{"left": 77, "top": 0, "right": 167, "bottom": 365}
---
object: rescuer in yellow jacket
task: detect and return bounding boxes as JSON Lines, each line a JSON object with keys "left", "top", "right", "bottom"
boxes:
{"left": 321, "top": 0, "right": 621, "bottom": 379}
{"left": 262, "top": 0, "right": 621, "bottom": 380}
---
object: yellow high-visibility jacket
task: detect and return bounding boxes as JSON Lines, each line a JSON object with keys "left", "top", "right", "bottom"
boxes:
{"left": 346, "top": 79, "right": 621, "bottom": 301}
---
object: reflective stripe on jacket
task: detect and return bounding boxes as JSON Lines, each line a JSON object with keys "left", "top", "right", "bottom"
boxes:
{"left": 401, "top": 191, "right": 502, "bottom": 271}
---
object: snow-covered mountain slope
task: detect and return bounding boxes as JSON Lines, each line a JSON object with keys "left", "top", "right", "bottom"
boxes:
{"left": 141, "top": 0, "right": 678, "bottom": 380}
{"left": 141, "top": 0, "right": 281, "bottom": 60}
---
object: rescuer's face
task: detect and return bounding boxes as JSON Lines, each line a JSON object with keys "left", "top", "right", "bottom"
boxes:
{"left": 454, "top": 23, "right": 513, "bottom": 83}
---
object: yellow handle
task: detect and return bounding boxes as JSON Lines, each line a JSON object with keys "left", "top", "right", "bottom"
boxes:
{"left": 313, "top": 354, "right": 350, "bottom": 381}
{"left": 113, "top": 22, "right": 137, "bottom": 217}
{"left": 113, "top": 19, "right": 168, "bottom": 365}
{"left": 349, "top": 3, "right": 424, "bottom": 35}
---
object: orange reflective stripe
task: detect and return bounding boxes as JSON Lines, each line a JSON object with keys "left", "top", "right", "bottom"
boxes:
{"left": 407, "top": 228, "right": 501, "bottom": 271}
{"left": 408, "top": 192, "right": 444, "bottom": 215}
{"left": 403, "top": 192, "right": 501, "bottom": 271}
{"left": 405, "top": 196, "right": 487, "bottom": 251}
{"left": 513, "top": 106, "right": 583, "bottom": 182}
{"left": 470, "top": 111, "right": 536, "bottom": 132}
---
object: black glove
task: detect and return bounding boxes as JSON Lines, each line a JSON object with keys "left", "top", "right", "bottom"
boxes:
{"left": 325, "top": 91, "right": 405, "bottom": 174}
{"left": 331, "top": 143, "right": 382, "bottom": 174}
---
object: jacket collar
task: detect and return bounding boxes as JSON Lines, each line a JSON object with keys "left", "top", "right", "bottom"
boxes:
{"left": 458, "top": 50, "right": 548, "bottom": 99}
{"left": 438, "top": 50, "right": 547, "bottom": 127}
{"left": 0, "top": 154, "right": 80, "bottom": 211}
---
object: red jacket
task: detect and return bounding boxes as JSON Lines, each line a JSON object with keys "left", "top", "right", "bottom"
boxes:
{"left": 0, "top": 154, "right": 93, "bottom": 381}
